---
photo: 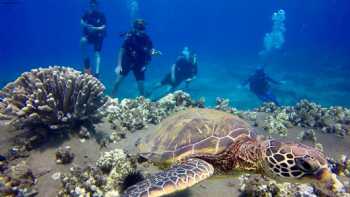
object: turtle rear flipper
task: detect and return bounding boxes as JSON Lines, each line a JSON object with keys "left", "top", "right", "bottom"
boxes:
{"left": 123, "top": 158, "right": 214, "bottom": 197}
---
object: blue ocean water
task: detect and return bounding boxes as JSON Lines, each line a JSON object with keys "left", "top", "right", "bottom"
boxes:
{"left": 1, "top": 0, "right": 349, "bottom": 109}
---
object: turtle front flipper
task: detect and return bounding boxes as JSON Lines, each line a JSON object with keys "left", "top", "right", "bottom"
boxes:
{"left": 123, "top": 158, "right": 214, "bottom": 197}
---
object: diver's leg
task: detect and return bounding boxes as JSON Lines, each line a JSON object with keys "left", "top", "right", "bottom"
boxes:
{"left": 148, "top": 82, "right": 163, "bottom": 96}
{"left": 94, "top": 51, "right": 101, "bottom": 78}
{"left": 134, "top": 68, "right": 147, "bottom": 96}
{"left": 137, "top": 80, "right": 145, "bottom": 96}
{"left": 111, "top": 74, "right": 125, "bottom": 97}
{"left": 80, "top": 36, "right": 91, "bottom": 74}
{"left": 265, "top": 91, "right": 280, "bottom": 105}
{"left": 256, "top": 93, "right": 269, "bottom": 103}
{"left": 94, "top": 38, "right": 103, "bottom": 78}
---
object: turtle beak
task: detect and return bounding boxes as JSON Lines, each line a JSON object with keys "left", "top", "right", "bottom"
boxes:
{"left": 314, "top": 168, "right": 345, "bottom": 195}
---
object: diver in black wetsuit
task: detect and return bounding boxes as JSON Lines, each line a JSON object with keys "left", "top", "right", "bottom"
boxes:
{"left": 152, "top": 47, "right": 198, "bottom": 94}
{"left": 112, "top": 19, "right": 161, "bottom": 97}
{"left": 243, "top": 66, "right": 282, "bottom": 105}
{"left": 80, "top": 0, "right": 106, "bottom": 78}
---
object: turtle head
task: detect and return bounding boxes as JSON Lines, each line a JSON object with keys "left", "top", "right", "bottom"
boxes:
{"left": 261, "top": 140, "right": 345, "bottom": 195}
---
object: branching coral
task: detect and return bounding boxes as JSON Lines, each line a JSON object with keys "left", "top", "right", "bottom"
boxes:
{"left": 0, "top": 66, "right": 107, "bottom": 131}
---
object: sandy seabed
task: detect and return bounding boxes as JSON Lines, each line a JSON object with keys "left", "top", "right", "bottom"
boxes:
{"left": 1, "top": 111, "right": 349, "bottom": 197}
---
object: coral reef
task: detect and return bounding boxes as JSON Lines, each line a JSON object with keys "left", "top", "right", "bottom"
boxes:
{"left": 0, "top": 161, "right": 37, "bottom": 197}
{"left": 288, "top": 100, "right": 350, "bottom": 137}
{"left": 256, "top": 100, "right": 350, "bottom": 138}
{"left": 214, "top": 97, "right": 258, "bottom": 125}
{"left": 215, "top": 97, "right": 231, "bottom": 112}
{"left": 0, "top": 66, "right": 107, "bottom": 131}
{"left": 59, "top": 149, "right": 135, "bottom": 197}
{"left": 256, "top": 102, "right": 279, "bottom": 113}
{"left": 98, "top": 149, "right": 135, "bottom": 192}
{"left": 239, "top": 174, "right": 318, "bottom": 197}
{"left": 106, "top": 91, "right": 203, "bottom": 132}
{"left": 330, "top": 154, "right": 350, "bottom": 177}
{"left": 96, "top": 149, "right": 134, "bottom": 174}
{"left": 263, "top": 108, "right": 292, "bottom": 137}
{"left": 105, "top": 160, "right": 135, "bottom": 192}
{"left": 340, "top": 155, "right": 350, "bottom": 177}
{"left": 59, "top": 166, "right": 106, "bottom": 197}
{"left": 56, "top": 146, "right": 75, "bottom": 164}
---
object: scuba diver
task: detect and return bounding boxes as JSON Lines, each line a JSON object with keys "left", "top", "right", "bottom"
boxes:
{"left": 80, "top": 0, "right": 107, "bottom": 78}
{"left": 112, "top": 19, "right": 161, "bottom": 97}
{"left": 242, "top": 66, "right": 283, "bottom": 105}
{"left": 151, "top": 47, "right": 198, "bottom": 94}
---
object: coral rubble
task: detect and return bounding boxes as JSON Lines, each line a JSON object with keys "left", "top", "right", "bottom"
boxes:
{"left": 0, "top": 66, "right": 107, "bottom": 131}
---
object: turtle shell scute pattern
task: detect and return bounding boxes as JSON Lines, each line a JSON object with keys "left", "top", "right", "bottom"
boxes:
{"left": 140, "top": 109, "right": 253, "bottom": 163}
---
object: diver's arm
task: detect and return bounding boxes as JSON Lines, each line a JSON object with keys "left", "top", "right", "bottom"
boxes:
{"left": 267, "top": 76, "right": 282, "bottom": 85}
{"left": 241, "top": 78, "right": 250, "bottom": 86}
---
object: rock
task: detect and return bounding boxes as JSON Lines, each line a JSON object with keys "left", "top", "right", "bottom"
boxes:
{"left": 51, "top": 172, "right": 61, "bottom": 181}
{"left": 55, "top": 146, "right": 74, "bottom": 164}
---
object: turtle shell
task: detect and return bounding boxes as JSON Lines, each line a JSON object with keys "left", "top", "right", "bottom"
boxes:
{"left": 138, "top": 108, "right": 254, "bottom": 165}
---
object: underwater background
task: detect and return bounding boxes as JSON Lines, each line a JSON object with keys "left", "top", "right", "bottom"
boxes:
{"left": 1, "top": 0, "right": 349, "bottom": 109}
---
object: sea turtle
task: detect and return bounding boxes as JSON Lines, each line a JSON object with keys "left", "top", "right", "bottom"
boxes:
{"left": 123, "top": 108, "right": 344, "bottom": 197}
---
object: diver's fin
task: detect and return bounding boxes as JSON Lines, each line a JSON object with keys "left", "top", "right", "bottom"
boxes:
{"left": 122, "top": 158, "right": 214, "bottom": 197}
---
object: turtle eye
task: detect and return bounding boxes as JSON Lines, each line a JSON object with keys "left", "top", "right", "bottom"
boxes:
{"left": 296, "top": 157, "right": 317, "bottom": 173}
